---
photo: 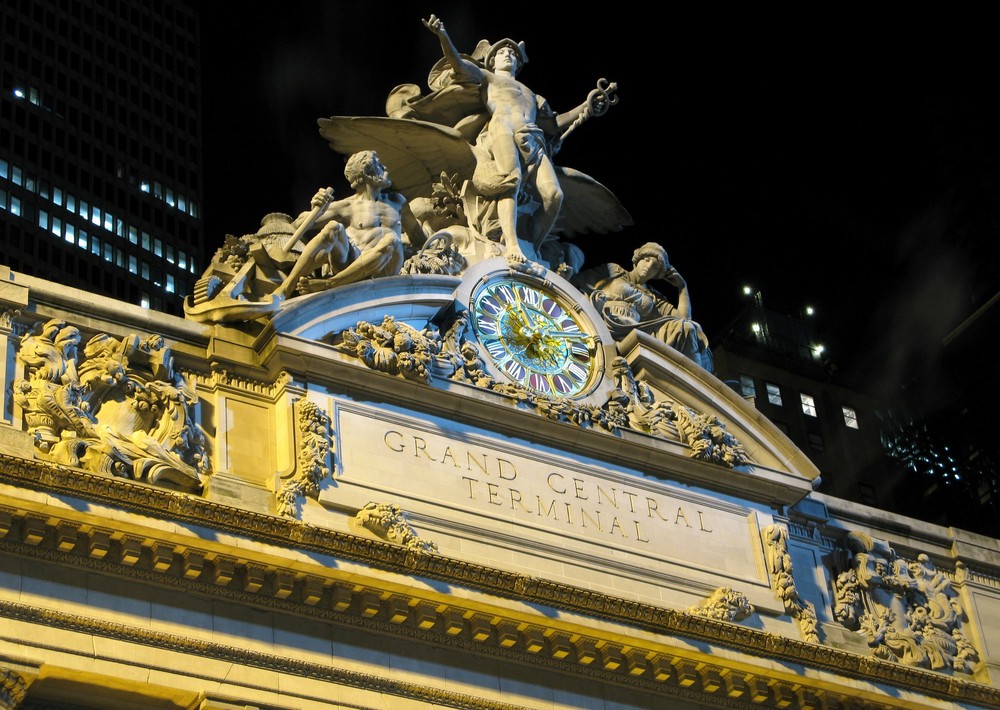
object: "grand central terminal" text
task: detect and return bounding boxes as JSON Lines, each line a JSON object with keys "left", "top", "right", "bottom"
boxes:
{"left": 384, "top": 430, "right": 714, "bottom": 544}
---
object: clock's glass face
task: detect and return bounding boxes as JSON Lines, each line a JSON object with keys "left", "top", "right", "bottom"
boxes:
{"left": 471, "top": 279, "right": 596, "bottom": 396}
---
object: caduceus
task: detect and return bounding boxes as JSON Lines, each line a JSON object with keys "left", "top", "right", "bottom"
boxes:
{"left": 553, "top": 78, "right": 619, "bottom": 153}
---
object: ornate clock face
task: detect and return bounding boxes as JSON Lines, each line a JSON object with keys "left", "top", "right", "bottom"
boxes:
{"left": 470, "top": 278, "right": 599, "bottom": 396}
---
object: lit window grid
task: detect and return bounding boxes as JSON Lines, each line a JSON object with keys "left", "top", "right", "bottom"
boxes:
{"left": 766, "top": 383, "right": 783, "bottom": 406}
{"left": 2, "top": 157, "right": 197, "bottom": 233}
{"left": 2, "top": 157, "right": 198, "bottom": 291}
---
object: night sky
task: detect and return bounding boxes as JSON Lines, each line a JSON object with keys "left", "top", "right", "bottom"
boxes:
{"left": 197, "top": 5, "right": 999, "bottom": 412}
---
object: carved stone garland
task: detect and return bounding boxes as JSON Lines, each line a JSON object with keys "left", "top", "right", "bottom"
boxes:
{"left": 277, "top": 400, "right": 334, "bottom": 517}
{"left": 762, "top": 523, "right": 819, "bottom": 643}
{"left": 334, "top": 316, "right": 752, "bottom": 469}
{"left": 687, "top": 587, "right": 755, "bottom": 623}
{"left": 355, "top": 502, "right": 439, "bottom": 553}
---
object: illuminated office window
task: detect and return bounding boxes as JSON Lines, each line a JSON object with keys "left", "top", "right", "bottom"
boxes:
{"left": 801, "top": 394, "right": 817, "bottom": 417}
{"left": 766, "top": 382, "right": 782, "bottom": 406}
{"left": 843, "top": 406, "right": 859, "bottom": 429}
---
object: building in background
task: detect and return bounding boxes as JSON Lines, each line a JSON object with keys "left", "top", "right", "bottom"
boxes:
{"left": 711, "top": 287, "right": 1000, "bottom": 538}
{"left": 0, "top": 0, "right": 203, "bottom": 315}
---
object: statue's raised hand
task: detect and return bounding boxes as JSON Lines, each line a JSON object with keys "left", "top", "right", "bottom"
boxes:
{"left": 422, "top": 15, "right": 446, "bottom": 36}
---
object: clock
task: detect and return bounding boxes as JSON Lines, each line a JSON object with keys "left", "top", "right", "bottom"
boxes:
{"left": 457, "top": 259, "right": 616, "bottom": 403}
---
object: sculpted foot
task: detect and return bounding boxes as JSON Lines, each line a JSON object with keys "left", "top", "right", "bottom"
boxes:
{"left": 504, "top": 246, "right": 527, "bottom": 265}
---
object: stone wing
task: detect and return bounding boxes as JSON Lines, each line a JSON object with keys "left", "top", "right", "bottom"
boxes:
{"left": 317, "top": 116, "right": 477, "bottom": 200}
{"left": 554, "top": 167, "right": 634, "bottom": 237}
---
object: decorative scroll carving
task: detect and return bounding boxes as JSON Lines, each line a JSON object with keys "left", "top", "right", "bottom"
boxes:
{"left": 831, "top": 531, "right": 980, "bottom": 673}
{"left": 0, "top": 307, "right": 20, "bottom": 330}
{"left": 1, "top": 667, "right": 29, "bottom": 710}
{"left": 13, "top": 320, "right": 210, "bottom": 493}
{"left": 338, "top": 316, "right": 441, "bottom": 383}
{"left": 355, "top": 502, "right": 438, "bottom": 553}
{"left": 687, "top": 587, "right": 755, "bottom": 623}
{"left": 762, "top": 524, "right": 819, "bottom": 643}
{"left": 277, "top": 401, "right": 333, "bottom": 518}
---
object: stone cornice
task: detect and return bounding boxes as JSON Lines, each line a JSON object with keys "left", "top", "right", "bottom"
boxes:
{"left": 1, "top": 456, "right": 999, "bottom": 708}
{"left": 0, "top": 601, "right": 524, "bottom": 710}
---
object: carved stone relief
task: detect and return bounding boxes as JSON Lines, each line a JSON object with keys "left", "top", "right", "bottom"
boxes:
{"left": 337, "top": 316, "right": 442, "bottom": 384}
{"left": 355, "top": 502, "right": 438, "bottom": 553}
{"left": 687, "top": 587, "right": 755, "bottom": 623}
{"left": 831, "top": 531, "right": 980, "bottom": 673}
{"left": 12, "top": 319, "right": 210, "bottom": 493}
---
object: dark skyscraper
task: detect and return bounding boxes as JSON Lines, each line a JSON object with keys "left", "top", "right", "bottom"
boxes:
{"left": 0, "top": 0, "right": 203, "bottom": 315}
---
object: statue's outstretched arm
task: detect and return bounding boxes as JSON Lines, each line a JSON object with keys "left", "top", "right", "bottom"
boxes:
{"left": 423, "top": 14, "right": 483, "bottom": 84}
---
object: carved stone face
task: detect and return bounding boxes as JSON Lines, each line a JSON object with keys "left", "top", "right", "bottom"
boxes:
{"left": 367, "top": 155, "right": 392, "bottom": 189}
{"left": 493, "top": 46, "right": 519, "bottom": 74}
{"left": 634, "top": 255, "right": 665, "bottom": 283}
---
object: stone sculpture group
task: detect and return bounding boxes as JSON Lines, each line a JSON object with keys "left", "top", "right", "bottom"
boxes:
{"left": 183, "top": 14, "right": 713, "bottom": 373}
